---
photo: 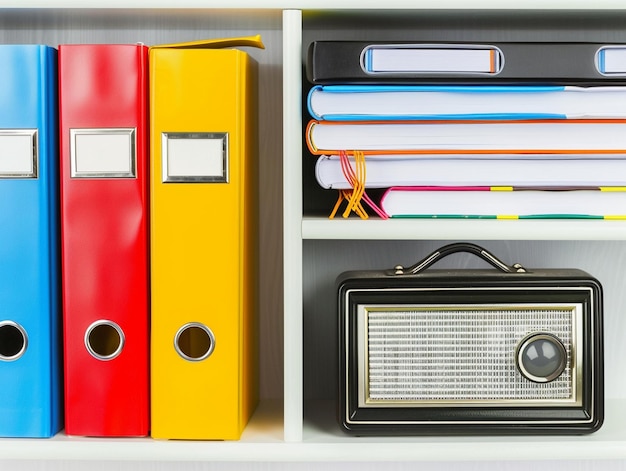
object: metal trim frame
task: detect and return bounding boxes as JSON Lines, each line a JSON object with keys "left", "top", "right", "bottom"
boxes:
{"left": 84, "top": 320, "right": 125, "bottom": 361}
{"left": 595, "top": 45, "right": 626, "bottom": 76}
{"left": 516, "top": 332, "right": 568, "bottom": 384}
{"left": 0, "top": 129, "right": 38, "bottom": 179}
{"left": 174, "top": 322, "right": 216, "bottom": 362}
{"left": 0, "top": 321, "right": 28, "bottom": 361}
{"left": 161, "top": 132, "right": 229, "bottom": 183}
{"left": 356, "top": 301, "right": 583, "bottom": 409}
{"left": 360, "top": 43, "right": 505, "bottom": 76}
{"left": 70, "top": 128, "right": 136, "bottom": 178}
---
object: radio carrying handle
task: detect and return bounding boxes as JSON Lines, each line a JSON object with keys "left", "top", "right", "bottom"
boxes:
{"left": 393, "top": 242, "right": 527, "bottom": 275}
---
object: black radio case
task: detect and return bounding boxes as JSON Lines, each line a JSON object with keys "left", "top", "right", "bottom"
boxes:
{"left": 337, "top": 243, "right": 604, "bottom": 435}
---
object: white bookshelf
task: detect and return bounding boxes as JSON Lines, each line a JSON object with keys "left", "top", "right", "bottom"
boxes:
{"left": 3, "top": 399, "right": 626, "bottom": 462}
{"left": 300, "top": 217, "right": 626, "bottom": 240}
{"left": 2, "top": 1, "right": 626, "bottom": 466}
{"left": 284, "top": 4, "right": 626, "bottom": 465}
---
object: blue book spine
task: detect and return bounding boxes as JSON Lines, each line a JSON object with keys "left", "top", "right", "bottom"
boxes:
{"left": 0, "top": 45, "right": 61, "bottom": 438}
{"left": 307, "top": 84, "right": 568, "bottom": 121}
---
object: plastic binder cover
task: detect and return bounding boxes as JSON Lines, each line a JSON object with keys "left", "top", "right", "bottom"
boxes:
{"left": 149, "top": 36, "right": 262, "bottom": 440}
{"left": 0, "top": 45, "right": 62, "bottom": 438}
{"left": 306, "top": 41, "right": 626, "bottom": 83}
{"left": 59, "top": 44, "right": 150, "bottom": 437}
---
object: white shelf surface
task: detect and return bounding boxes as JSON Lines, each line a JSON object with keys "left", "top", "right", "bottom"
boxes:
{"left": 0, "top": 400, "right": 284, "bottom": 462}
{"left": 300, "top": 399, "right": 626, "bottom": 462}
{"left": 302, "top": 217, "right": 626, "bottom": 241}
{"left": 5, "top": 399, "right": 626, "bottom": 462}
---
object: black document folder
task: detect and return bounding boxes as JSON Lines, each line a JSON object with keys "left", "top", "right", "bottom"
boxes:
{"left": 306, "top": 41, "right": 626, "bottom": 84}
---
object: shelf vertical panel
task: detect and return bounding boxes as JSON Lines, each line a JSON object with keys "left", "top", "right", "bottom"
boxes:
{"left": 283, "top": 8, "right": 304, "bottom": 442}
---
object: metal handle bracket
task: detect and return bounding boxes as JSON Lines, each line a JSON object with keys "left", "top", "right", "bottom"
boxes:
{"left": 393, "top": 242, "right": 527, "bottom": 275}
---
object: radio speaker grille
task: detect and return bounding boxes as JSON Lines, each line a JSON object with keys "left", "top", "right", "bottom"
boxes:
{"left": 366, "top": 308, "right": 573, "bottom": 402}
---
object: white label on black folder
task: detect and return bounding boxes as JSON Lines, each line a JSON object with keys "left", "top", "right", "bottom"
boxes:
{"left": 70, "top": 128, "right": 136, "bottom": 178}
{"left": 596, "top": 46, "right": 626, "bottom": 75}
{"left": 361, "top": 44, "right": 503, "bottom": 75}
{"left": 161, "top": 132, "right": 228, "bottom": 183}
{"left": 0, "top": 130, "right": 38, "bottom": 178}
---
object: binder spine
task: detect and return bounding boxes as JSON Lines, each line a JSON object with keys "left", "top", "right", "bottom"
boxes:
{"left": 59, "top": 44, "right": 150, "bottom": 437}
{"left": 307, "top": 41, "right": 626, "bottom": 84}
{"left": 43, "top": 45, "right": 63, "bottom": 438}
{"left": 0, "top": 45, "right": 61, "bottom": 438}
{"left": 150, "top": 43, "right": 259, "bottom": 440}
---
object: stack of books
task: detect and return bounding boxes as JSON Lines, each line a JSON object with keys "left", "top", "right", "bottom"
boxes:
{"left": 305, "top": 41, "right": 626, "bottom": 219}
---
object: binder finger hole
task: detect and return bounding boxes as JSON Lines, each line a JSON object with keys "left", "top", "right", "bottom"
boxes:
{"left": 174, "top": 323, "right": 215, "bottom": 362}
{"left": 0, "top": 321, "right": 28, "bottom": 361}
{"left": 85, "top": 320, "right": 125, "bottom": 361}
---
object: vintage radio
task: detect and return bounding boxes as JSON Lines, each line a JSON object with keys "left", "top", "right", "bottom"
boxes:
{"left": 338, "top": 243, "right": 603, "bottom": 435}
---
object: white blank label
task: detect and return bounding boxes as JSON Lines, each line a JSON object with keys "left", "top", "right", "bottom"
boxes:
{"left": 0, "top": 130, "right": 37, "bottom": 178}
{"left": 364, "top": 47, "right": 499, "bottom": 74}
{"left": 71, "top": 128, "right": 136, "bottom": 178}
{"left": 162, "top": 133, "right": 228, "bottom": 183}
{"left": 598, "top": 47, "right": 626, "bottom": 74}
